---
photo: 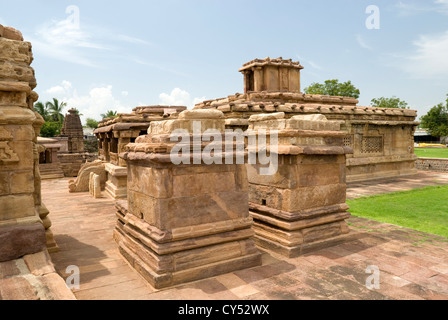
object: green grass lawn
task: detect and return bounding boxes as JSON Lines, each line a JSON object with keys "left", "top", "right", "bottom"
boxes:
{"left": 415, "top": 148, "right": 448, "bottom": 159}
{"left": 347, "top": 185, "right": 448, "bottom": 238}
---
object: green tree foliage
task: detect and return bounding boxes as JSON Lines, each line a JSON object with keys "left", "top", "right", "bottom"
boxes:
{"left": 46, "top": 98, "right": 67, "bottom": 123}
{"left": 85, "top": 118, "right": 99, "bottom": 129}
{"left": 34, "top": 101, "right": 50, "bottom": 121}
{"left": 304, "top": 79, "right": 360, "bottom": 99}
{"left": 101, "top": 110, "right": 118, "bottom": 119}
{"left": 371, "top": 96, "right": 410, "bottom": 109}
{"left": 40, "top": 122, "right": 63, "bottom": 138}
{"left": 34, "top": 99, "right": 68, "bottom": 137}
{"left": 420, "top": 94, "right": 448, "bottom": 138}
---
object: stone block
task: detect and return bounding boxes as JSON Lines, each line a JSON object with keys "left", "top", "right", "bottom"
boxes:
{"left": 0, "top": 172, "right": 10, "bottom": 195}
{"left": 0, "top": 194, "right": 36, "bottom": 220}
{"left": 23, "top": 250, "right": 55, "bottom": 276}
{"left": 0, "top": 223, "right": 46, "bottom": 262}
{"left": 10, "top": 170, "right": 34, "bottom": 194}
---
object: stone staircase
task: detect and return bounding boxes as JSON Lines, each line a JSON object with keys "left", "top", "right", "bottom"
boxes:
{"left": 39, "top": 164, "right": 65, "bottom": 180}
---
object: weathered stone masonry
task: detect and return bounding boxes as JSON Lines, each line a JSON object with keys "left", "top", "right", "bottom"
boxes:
{"left": 0, "top": 25, "right": 57, "bottom": 261}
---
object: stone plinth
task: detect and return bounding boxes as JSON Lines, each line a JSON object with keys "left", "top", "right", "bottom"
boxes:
{"left": 0, "top": 25, "right": 48, "bottom": 261}
{"left": 246, "top": 113, "right": 354, "bottom": 257}
{"left": 116, "top": 109, "right": 261, "bottom": 289}
{"left": 104, "top": 163, "right": 127, "bottom": 199}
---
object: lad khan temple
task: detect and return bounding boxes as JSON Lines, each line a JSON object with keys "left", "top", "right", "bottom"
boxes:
{"left": 2, "top": 25, "right": 447, "bottom": 301}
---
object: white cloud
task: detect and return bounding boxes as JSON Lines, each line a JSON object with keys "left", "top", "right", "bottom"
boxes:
{"left": 29, "top": 16, "right": 106, "bottom": 67}
{"left": 398, "top": 30, "right": 448, "bottom": 78}
{"left": 27, "top": 9, "right": 152, "bottom": 67}
{"left": 46, "top": 80, "right": 73, "bottom": 95}
{"left": 0, "top": 17, "right": 7, "bottom": 25}
{"left": 395, "top": 0, "right": 448, "bottom": 16}
{"left": 356, "top": 34, "right": 372, "bottom": 50}
{"left": 134, "top": 58, "right": 188, "bottom": 77}
{"left": 41, "top": 80, "right": 130, "bottom": 123}
{"left": 159, "top": 88, "right": 206, "bottom": 109}
{"left": 117, "top": 35, "right": 152, "bottom": 46}
{"left": 297, "top": 56, "right": 322, "bottom": 70}
{"left": 121, "top": 91, "right": 129, "bottom": 97}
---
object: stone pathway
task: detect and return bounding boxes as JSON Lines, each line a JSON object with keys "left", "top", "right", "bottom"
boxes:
{"left": 41, "top": 174, "right": 448, "bottom": 300}
{"left": 347, "top": 171, "right": 448, "bottom": 200}
{"left": 0, "top": 250, "right": 76, "bottom": 300}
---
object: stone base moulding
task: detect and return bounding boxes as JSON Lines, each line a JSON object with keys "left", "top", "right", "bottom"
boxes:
{"left": 249, "top": 203, "right": 355, "bottom": 258}
{"left": 245, "top": 113, "right": 354, "bottom": 258}
{"left": 114, "top": 201, "right": 261, "bottom": 289}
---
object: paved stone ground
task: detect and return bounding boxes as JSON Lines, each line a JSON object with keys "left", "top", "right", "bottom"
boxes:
{"left": 40, "top": 173, "right": 448, "bottom": 300}
{"left": 0, "top": 250, "right": 76, "bottom": 300}
{"left": 347, "top": 171, "right": 448, "bottom": 200}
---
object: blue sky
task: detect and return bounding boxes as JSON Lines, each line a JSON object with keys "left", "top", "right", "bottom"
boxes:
{"left": 1, "top": 0, "right": 448, "bottom": 123}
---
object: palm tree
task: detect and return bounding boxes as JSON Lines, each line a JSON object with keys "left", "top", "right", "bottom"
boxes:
{"left": 46, "top": 98, "right": 67, "bottom": 123}
{"left": 34, "top": 101, "right": 50, "bottom": 121}
{"left": 101, "top": 110, "right": 118, "bottom": 119}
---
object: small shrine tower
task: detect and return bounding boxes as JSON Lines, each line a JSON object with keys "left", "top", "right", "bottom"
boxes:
{"left": 239, "top": 57, "right": 304, "bottom": 93}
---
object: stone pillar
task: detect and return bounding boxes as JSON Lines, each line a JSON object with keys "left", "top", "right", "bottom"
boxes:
{"left": 0, "top": 25, "right": 48, "bottom": 261}
{"left": 246, "top": 113, "right": 354, "bottom": 257}
{"left": 116, "top": 109, "right": 261, "bottom": 289}
{"left": 89, "top": 172, "right": 102, "bottom": 199}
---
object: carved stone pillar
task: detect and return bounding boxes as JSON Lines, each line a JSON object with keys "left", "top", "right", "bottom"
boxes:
{"left": 116, "top": 109, "right": 261, "bottom": 289}
{"left": 246, "top": 113, "right": 354, "bottom": 257}
{"left": 0, "top": 25, "right": 50, "bottom": 261}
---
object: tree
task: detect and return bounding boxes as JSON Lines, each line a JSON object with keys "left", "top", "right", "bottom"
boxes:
{"left": 46, "top": 98, "right": 67, "bottom": 123}
{"left": 304, "top": 79, "right": 360, "bottom": 99}
{"left": 40, "top": 122, "right": 63, "bottom": 138}
{"left": 73, "top": 108, "right": 83, "bottom": 117}
{"left": 85, "top": 118, "right": 99, "bottom": 129}
{"left": 34, "top": 101, "right": 50, "bottom": 121}
{"left": 101, "top": 110, "right": 118, "bottom": 119}
{"left": 420, "top": 94, "right": 448, "bottom": 138}
{"left": 371, "top": 96, "right": 410, "bottom": 109}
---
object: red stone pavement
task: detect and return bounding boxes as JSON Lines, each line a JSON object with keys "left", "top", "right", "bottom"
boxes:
{"left": 38, "top": 172, "right": 448, "bottom": 300}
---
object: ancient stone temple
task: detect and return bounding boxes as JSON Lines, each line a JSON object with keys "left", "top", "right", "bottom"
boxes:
{"left": 94, "top": 105, "right": 186, "bottom": 199}
{"left": 0, "top": 25, "right": 57, "bottom": 260}
{"left": 37, "top": 137, "right": 64, "bottom": 180}
{"left": 195, "top": 57, "right": 419, "bottom": 182}
{"left": 246, "top": 113, "right": 353, "bottom": 257}
{"left": 58, "top": 108, "right": 95, "bottom": 177}
{"left": 115, "top": 109, "right": 261, "bottom": 289}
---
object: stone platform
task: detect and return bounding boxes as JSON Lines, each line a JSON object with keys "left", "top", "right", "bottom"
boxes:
{"left": 22, "top": 173, "right": 448, "bottom": 300}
